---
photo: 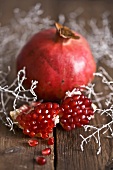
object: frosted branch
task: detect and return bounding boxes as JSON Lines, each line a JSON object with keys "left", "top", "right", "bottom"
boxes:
{"left": 80, "top": 68, "right": 113, "bottom": 154}
{"left": 0, "top": 68, "right": 37, "bottom": 131}
{"left": 80, "top": 117, "right": 113, "bottom": 155}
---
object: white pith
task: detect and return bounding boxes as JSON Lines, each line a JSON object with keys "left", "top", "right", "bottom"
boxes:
{"left": 54, "top": 115, "right": 60, "bottom": 125}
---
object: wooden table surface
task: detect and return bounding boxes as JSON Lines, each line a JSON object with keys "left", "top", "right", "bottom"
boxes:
{"left": 0, "top": 0, "right": 113, "bottom": 170}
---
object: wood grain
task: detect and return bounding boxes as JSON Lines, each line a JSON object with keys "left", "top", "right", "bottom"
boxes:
{"left": 56, "top": 60, "right": 113, "bottom": 170}
{"left": 0, "top": 123, "right": 54, "bottom": 170}
{"left": 56, "top": 102, "right": 111, "bottom": 170}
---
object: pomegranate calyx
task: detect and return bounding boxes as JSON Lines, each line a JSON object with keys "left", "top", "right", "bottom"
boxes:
{"left": 55, "top": 22, "right": 80, "bottom": 39}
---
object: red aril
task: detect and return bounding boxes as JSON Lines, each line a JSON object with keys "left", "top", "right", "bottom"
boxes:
{"left": 35, "top": 156, "right": 46, "bottom": 165}
{"left": 42, "top": 148, "right": 51, "bottom": 156}
{"left": 10, "top": 101, "right": 60, "bottom": 138}
{"left": 16, "top": 23, "right": 96, "bottom": 102}
{"left": 28, "top": 139, "right": 39, "bottom": 147}
{"left": 59, "top": 89, "right": 95, "bottom": 131}
{"left": 47, "top": 137, "right": 54, "bottom": 145}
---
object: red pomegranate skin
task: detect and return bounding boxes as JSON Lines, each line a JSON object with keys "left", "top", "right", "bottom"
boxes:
{"left": 17, "top": 27, "right": 96, "bottom": 102}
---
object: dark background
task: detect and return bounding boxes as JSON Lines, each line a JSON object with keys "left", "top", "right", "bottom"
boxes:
{"left": 1, "top": 0, "right": 113, "bottom": 26}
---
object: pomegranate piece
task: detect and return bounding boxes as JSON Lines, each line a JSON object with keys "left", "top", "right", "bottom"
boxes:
{"left": 59, "top": 90, "right": 95, "bottom": 131}
{"left": 47, "top": 137, "right": 54, "bottom": 145}
{"left": 17, "top": 22, "right": 96, "bottom": 102}
{"left": 36, "top": 156, "right": 46, "bottom": 165}
{"left": 28, "top": 139, "right": 38, "bottom": 147}
{"left": 10, "top": 101, "right": 60, "bottom": 138}
{"left": 42, "top": 148, "right": 51, "bottom": 156}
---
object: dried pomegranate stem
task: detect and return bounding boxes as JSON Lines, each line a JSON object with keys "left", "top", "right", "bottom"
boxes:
{"left": 55, "top": 22, "right": 80, "bottom": 39}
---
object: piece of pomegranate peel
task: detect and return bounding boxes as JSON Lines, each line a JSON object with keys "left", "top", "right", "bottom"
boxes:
{"left": 16, "top": 22, "right": 96, "bottom": 102}
{"left": 59, "top": 89, "right": 96, "bottom": 131}
{"left": 10, "top": 101, "right": 60, "bottom": 138}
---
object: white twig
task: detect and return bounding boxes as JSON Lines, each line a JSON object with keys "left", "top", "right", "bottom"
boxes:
{"left": 0, "top": 68, "right": 37, "bottom": 131}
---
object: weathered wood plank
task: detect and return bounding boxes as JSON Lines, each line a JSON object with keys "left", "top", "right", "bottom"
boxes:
{"left": 55, "top": 1, "right": 113, "bottom": 169}
{"left": 0, "top": 123, "right": 54, "bottom": 170}
{"left": 0, "top": 1, "right": 57, "bottom": 169}
{"left": 56, "top": 116, "right": 111, "bottom": 170}
{"left": 0, "top": 54, "right": 54, "bottom": 170}
{"left": 56, "top": 62, "right": 113, "bottom": 170}
{"left": 0, "top": 53, "right": 55, "bottom": 170}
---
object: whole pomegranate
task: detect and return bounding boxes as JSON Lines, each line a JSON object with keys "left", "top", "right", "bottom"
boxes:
{"left": 17, "top": 23, "right": 96, "bottom": 102}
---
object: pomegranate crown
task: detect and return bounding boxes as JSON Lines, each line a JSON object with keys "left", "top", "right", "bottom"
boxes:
{"left": 55, "top": 22, "right": 80, "bottom": 39}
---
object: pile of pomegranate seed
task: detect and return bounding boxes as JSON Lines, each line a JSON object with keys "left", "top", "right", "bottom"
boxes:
{"left": 10, "top": 89, "right": 96, "bottom": 166}
{"left": 15, "top": 102, "right": 60, "bottom": 138}
{"left": 10, "top": 90, "right": 95, "bottom": 136}
{"left": 59, "top": 93, "right": 94, "bottom": 131}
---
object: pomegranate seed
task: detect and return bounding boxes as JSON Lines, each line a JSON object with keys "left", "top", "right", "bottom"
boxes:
{"left": 70, "top": 101, "right": 77, "bottom": 107}
{"left": 32, "top": 113, "right": 38, "bottom": 119}
{"left": 46, "top": 102, "right": 53, "bottom": 109}
{"left": 63, "top": 125, "right": 71, "bottom": 131}
{"left": 26, "top": 114, "right": 32, "bottom": 121}
{"left": 31, "top": 120, "right": 36, "bottom": 125}
{"left": 77, "top": 110, "right": 82, "bottom": 115}
{"left": 63, "top": 114, "right": 71, "bottom": 119}
{"left": 31, "top": 101, "right": 41, "bottom": 107}
{"left": 29, "top": 131, "right": 36, "bottom": 138}
{"left": 47, "top": 137, "right": 54, "bottom": 145}
{"left": 20, "top": 121, "right": 26, "bottom": 127}
{"left": 72, "top": 112, "right": 77, "bottom": 117}
{"left": 81, "top": 119, "right": 89, "bottom": 125}
{"left": 15, "top": 101, "right": 60, "bottom": 138}
{"left": 32, "top": 125, "right": 38, "bottom": 130}
{"left": 46, "top": 128, "right": 53, "bottom": 133}
{"left": 68, "top": 117, "right": 74, "bottom": 123}
{"left": 73, "top": 95, "right": 80, "bottom": 101}
{"left": 80, "top": 94, "right": 85, "bottom": 100}
{"left": 59, "top": 92, "right": 95, "bottom": 131}
{"left": 84, "top": 99, "right": 91, "bottom": 107}
{"left": 42, "top": 148, "right": 51, "bottom": 155}
{"left": 40, "top": 104, "right": 46, "bottom": 109}
{"left": 63, "top": 97, "right": 72, "bottom": 104}
{"left": 36, "top": 156, "right": 46, "bottom": 165}
{"left": 28, "top": 139, "right": 38, "bottom": 147}
{"left": 36, "top": 109, "right": 41, "bottom": 114}
{"left": 60, "top": 119, "right": 67, "bottom": 124}
{"left": 71, "top": 123, "right": 76, "bottom": 129}
{"left": 52, "top": 103, "right": 59, "bottom": 109}
{"left": 23, "top": 128, "right": 30, "bottom": 135}
{"left": 63, "top": 104, "right": 69, "bottom": 110}
{"left": 42, "top": 133, "right": 49, "bottom": 139}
